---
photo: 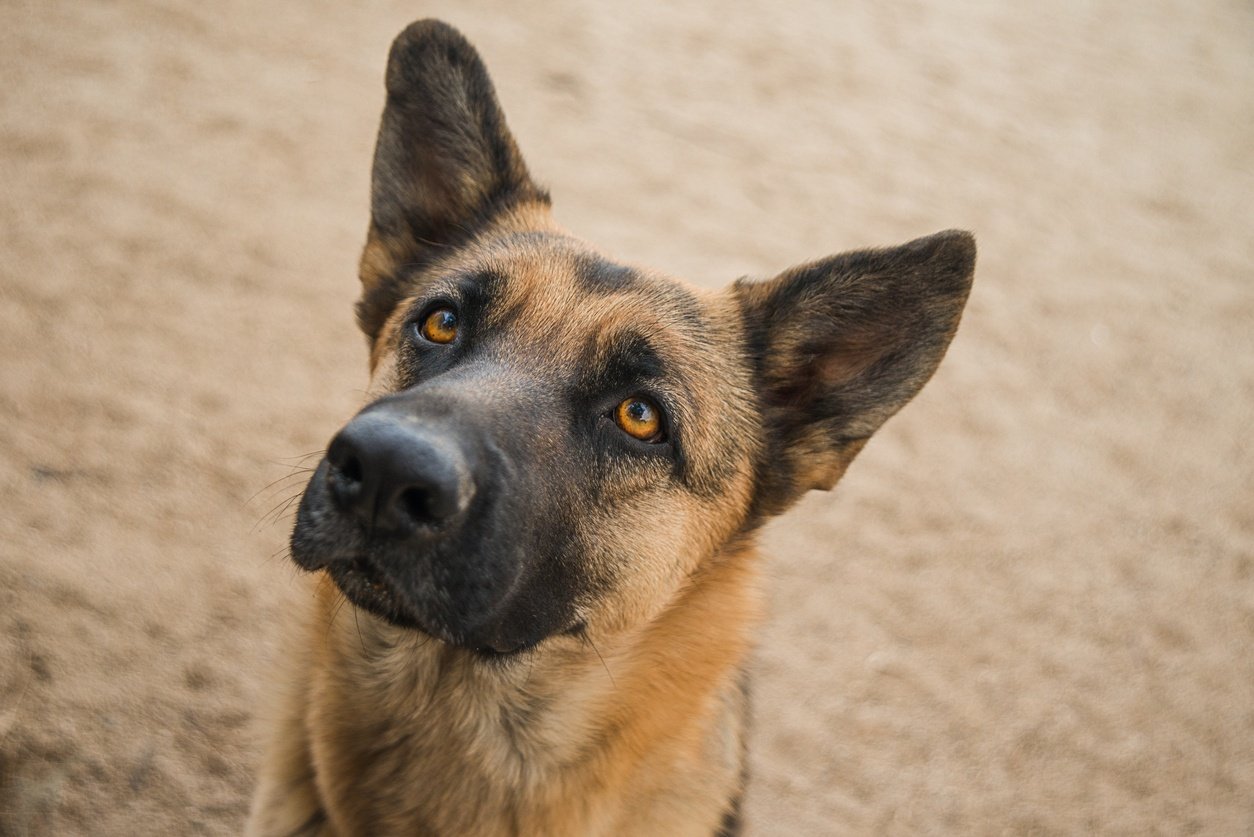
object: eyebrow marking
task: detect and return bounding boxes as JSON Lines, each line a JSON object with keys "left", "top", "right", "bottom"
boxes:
{"left": 573, "top": 254, "right": 641, "bottom": 294}
{"left": 401, "top": 268, "right": 507, "bottom": 320}
{"left": 456, "top": 269, "right": 507, "bottom": 312}
{"left": 586, "top": 330, "right": 669, "bottom": 394}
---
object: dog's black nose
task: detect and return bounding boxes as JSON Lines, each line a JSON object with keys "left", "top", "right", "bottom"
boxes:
{"left": 325, "top": 413, "right": 474, "bottom": 534}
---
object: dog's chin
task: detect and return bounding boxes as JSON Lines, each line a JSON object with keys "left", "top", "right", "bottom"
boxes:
{"left": 321, "top": 557, "right": 533, "bottom": 658}
{"left": 324, "top": 557, "right": 424, "bottom": 631}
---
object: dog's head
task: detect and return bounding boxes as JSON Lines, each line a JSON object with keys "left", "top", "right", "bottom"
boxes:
{"left": 291, "top": 20, "right": 974, "bottom": 656}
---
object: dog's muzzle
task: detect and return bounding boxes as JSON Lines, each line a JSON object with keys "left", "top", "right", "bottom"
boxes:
{"left": 289, "top": 374, "right": 583, "bottom": 656}
{"left": 289, "top": 396, "right": 527, "bottom": 652}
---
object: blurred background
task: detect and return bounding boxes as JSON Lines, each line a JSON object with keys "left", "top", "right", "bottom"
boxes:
{"left": 1, "top": 1, "right": 1251, "bottom": 833}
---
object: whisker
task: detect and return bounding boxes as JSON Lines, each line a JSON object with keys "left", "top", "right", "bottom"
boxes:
{"left": 352, "top": 607, "right": 368, "bottom": 655}
{"left": 268, "top": 491, "right": 305, "bottom": 523}
{"left": 581, "top": 631, "right": 616, "bottom": 688}
{"left": 245, "top": 465, "right": 317, "bottom": 507}
{"left": 252, "top": 487, "right": 306, "bottom": 533}
{"left": 326, "top": 591, "right": 349, "bottom": 641}
{"left": 272, "top": 450, "right": 326, "bottom": 464}
{"left": 521, "top": 649, "right": 538, "bottom": 690}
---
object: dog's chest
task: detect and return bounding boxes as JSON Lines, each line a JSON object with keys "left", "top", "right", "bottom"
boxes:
{"left": 307, "top": 621, "right": 734, "bottom": 836}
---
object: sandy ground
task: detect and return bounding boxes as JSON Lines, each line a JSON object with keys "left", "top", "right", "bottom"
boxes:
{"left": 1, "top": 1, "right": 1252, "bottom": 834}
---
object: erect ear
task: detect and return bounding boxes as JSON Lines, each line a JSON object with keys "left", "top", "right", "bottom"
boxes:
{"left": 734, "top": 230, "right": 975, "bottom": 517}
{"left": 357, "top": 20, "right": 548, "bottom": 339}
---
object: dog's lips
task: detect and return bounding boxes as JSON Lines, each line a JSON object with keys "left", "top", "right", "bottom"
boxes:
{"left": 325, "top": 557, "right": 421, "bottom": 629}
{"left": 323, "top": 557, "right": 528, "bottom": 655}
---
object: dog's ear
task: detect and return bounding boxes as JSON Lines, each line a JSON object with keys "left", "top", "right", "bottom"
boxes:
{"left": 358, "top": 20, "right": 547, "bottom": 340}
{"left": 734, "top": 230, "right": 975, "bottom": 517}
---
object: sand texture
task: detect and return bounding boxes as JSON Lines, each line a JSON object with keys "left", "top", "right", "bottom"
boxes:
{"left": 1, "top": 1, "right": 1252, "bottom": 833}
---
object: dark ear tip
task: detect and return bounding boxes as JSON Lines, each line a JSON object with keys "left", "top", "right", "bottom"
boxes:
{"left": 906, "top": 229, "right": 977, "bottom": 295}
{"left": 386, "top": 19, "right": 481, "bottom": 92}
{"left": 918, "top": 228, "right": 976, "bottom": 270}
{"left": 911, "top": 228, "right": 975, "bottom": 260}
{"left": 391, "top": 18, "right": 470, "bottom": 53}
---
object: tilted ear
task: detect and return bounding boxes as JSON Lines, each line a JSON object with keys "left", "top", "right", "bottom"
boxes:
{"left": 734, "top": 230, "right": 975, "bottom": 517}
{"left": 357, "top": 20, "right": 548, "bottom": 339}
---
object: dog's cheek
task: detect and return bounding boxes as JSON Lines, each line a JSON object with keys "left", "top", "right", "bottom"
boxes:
{"left": 363, "top": 344, "right": 405, "bottom": 400}
{"left": 576, "top": 488, "right": 709, "bottom": 635}
{"left": 363, "top": 295, "right": 421, "bottom": 395}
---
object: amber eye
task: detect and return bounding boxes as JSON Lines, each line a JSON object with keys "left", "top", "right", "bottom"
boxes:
{"left": 614, "top": 397, "right": 665, "bottom": 442}
{"left": 419, "top": 307, "right": 458, "bottom": 344}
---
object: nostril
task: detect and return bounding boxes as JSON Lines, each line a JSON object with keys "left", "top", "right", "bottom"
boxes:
{"left": 327, "top": 434, "right": 364, "bottom": 482}
{"left": 399, "top": 486, "right": 432, "bottom": 523}
{"left": 326, "top": 438, "right": 366, "bottom": 510}
{"left": 339, "top": 453, "right": 364, "bottom": 486}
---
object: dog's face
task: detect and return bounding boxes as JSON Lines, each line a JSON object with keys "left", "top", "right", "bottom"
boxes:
{"left": 290, "top": 21, "right": 974, "bottom": 657}
{"left": 294, "top": 224, "right": 761, "bottom": 654}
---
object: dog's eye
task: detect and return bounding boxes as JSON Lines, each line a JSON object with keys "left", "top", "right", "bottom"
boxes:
{"left": 614, "top": 397, "right": 665, "bottom": 443}
{"left": 419, "top": 307, "right": 459, "bottom": 344}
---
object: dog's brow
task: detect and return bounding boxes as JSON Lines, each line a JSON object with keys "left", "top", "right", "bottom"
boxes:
{"left": 572, "top": 254, "right": 640, "bottom": 294}
{"left": 455, "top": 270, "right": 507, "bottom": 308}
{"left": 584, "top": 330, "right": 669, "bottom": 394}
{"left": 406, "top": 269, "right": 507, "bottom": 318}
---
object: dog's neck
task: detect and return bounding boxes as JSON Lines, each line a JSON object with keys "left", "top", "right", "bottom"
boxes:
{"left": 302, "top": 541, "right": 761, "bottom": 834}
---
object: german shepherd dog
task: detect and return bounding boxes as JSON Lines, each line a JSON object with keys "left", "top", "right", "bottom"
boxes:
{"left": 248, "top": 19, "right": 974, "bottom": 837}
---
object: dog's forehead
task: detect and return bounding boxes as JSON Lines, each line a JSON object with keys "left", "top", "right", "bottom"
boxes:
{"left": 441, "top": 232, "right": 715, "bottom": 369}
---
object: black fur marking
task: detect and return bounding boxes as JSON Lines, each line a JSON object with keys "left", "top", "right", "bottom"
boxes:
{"left": 573, "top": 253, "right": 642, "bottom": 294}
{"left": 715, "top": 667, "right": 752, "bottom": 837}
{"left": 281, "top": 807, "right": 328, "bottom": 837}
{"left": 584, "top": 331, "right": 669, "bottom": 396}
{"left": 650, "top": 283, "right": 706, "bottom": 333}
{"left": 571, "top": 252, "right": 705, "bottom": 332}
{"left": 714, "top": 793, "right": 742, "bottom": 837}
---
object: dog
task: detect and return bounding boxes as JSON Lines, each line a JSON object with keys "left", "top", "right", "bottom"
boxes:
{"left": 247, "top": 19, "right": 975, "bottom": 837}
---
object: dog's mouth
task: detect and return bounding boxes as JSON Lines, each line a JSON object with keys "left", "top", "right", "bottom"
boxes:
{"left": 325, "top": 557, "right": 422, "bottom": 631}
{"left": 322, "top": 556, "right": 535, "bottom": 657}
